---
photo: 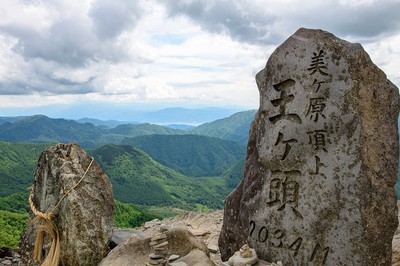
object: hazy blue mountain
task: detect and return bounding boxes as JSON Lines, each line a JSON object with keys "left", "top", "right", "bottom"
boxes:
{"left": 108, "top": 123, "right": 184, "bottom": 137}
{"left": 122, "top": 134, "right": 246, "bottom": 177}
{"left": 164, "top": 124, "right": 195, "bottom": 130}
{"left": 0, "top": 116, "right": 27, "bottom": 124}
{"left": 1, "top": 104, "right": 244, "bottom": 125}
{"left": 190, "top": 110, "right": 256, "bottom": 144}
{"left": 136, "top": 107, "right": 243, "bottom": 125}
{"left": 76, "top": 118, "right": 136, "bottom": 128}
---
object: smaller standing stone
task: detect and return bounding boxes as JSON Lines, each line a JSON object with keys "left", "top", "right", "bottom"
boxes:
{"left": 19, "top": 143, "right": 114, "bottom": 266}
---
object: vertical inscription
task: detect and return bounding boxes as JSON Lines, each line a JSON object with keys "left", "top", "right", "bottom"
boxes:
{"left": 258, "top": 49, "right": 333, "bottom": 264}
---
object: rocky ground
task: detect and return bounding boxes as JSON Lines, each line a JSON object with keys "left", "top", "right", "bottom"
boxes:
{"left": 138, "top": 210, "right": 224, "bottom": 265}
{"left": 2, "top": 207, "right": 400, "bottom": 265}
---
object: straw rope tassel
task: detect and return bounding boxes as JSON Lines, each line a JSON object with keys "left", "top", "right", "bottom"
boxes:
{"left": 29, "top": 157, "right": 94, "bottom": 266}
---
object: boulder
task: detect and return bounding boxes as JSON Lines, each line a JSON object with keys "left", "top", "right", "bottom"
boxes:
{"left": 19, "top": 143, "right": 114, "bottom": 266}
{"left": 219, "top": 28, "right": 399, "bottom": 265}
{"left": 100, "top": 227, "right": 212, "bottom": 266}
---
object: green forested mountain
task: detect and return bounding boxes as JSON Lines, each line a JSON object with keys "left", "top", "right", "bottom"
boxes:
{"left": 0, "top": 142, "right": 52, "bottom": 196}
{"left": 0, "top": 115, "right": 187, "bottom": 148}
{"left": 122, "top": 134, "right": 246, "bottom": 177}
{"left": 222, "top": 159, "right": 245, "bottom": 190}
{"left": 0, "top": 115, "right": 104, "bottom": 147}
{"left": 92, "top": 144, "right": 227, "bottom": 209}
{"left": 189, "top": 110, "right": 256, "bottom": 144}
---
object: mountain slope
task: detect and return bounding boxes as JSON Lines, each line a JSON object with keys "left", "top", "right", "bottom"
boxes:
{"left": 122, "top": 134, "right": 246, "bottom": 177}
{"left": 0, "top": 142, "right": 52, "bottom": 196}
{"left": 222, "top": 159, "right": 245, "bottom": 190}
{"left": 190, "top": 110, "right": 256, "bottom": 144}
{"left": 92, "top": 144, "right": 226, "bottom": 209}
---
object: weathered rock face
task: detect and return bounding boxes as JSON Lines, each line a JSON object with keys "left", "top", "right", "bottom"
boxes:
{"left": 19, "top": 143, "right": 114, "bottom": 266}
{"left": 219, "top": 28, "right": 399, "bottom": 265}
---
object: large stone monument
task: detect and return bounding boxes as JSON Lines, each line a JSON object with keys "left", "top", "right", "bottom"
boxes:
{"left": 219, "top": 28, "right": 399, "bottom": 265}
{"left": 19, "top": 143, "right": 114, "bottom": 266}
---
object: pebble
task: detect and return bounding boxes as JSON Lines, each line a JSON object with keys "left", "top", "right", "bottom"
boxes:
{"left": 149, "top": 253, "right": 164, "bottom": 260}
{"left": 168, "top": 254, "right": 180, "bottom": 262}
{"left": 154, "top": 241, "right": 169, "bottom": 249}
{"left": 148, "top": 258, "right": 166, "bottom": 265}
{"left": 208, "top": 244, "right": 219, "bottom": 253}
{"left": 0, "top": 259, "right": 12, "bottom": 266}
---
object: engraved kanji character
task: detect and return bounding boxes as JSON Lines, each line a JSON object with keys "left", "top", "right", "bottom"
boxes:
{"left": 307, "top": 50, "right": 328, "bottom": 76}
{"left": 307, "top": 129, "right": 328, "bottom": 152}
{"left": 309, "top": 156, "right": 326, "bottom": 178}
{"left": 269, "top": 79, "right": 302, "bottom": 124}
{"left": 306, "top": 97, "right": 326, "bottom": 122}
{"left": 311, "top": 79, "right": 326, "bottom": 93}
{"left": 267, "top": 170, "right": 303, "bottom": 219}
{"left": 274, "top": 132, "right": 298, "bottom": 160}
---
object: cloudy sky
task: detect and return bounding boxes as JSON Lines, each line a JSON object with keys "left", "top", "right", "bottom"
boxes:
{"left": 0, "top": 0, "right": 399, "bottom": 119}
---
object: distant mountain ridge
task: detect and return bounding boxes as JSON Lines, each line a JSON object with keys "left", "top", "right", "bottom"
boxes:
{"left": 0, "top": 106, "right": 243, "bottom": 125}
{"left": 0, "top": 110, "right": 256, "bottom": 147}
{"left": 0, "top": 115, "right": 104, "bottom": 145}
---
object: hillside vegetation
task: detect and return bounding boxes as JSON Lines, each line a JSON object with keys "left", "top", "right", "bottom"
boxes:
{"left": 123, "top": 134, "right": 246, "bottom": 177}
{"left": 92, "top": 144, "right": 228, "bottom": 209}
{"left": 0, "top": 142, "right": 52, "bottom": 196}
{"left": 0, "top": 191, "right": 161, "bottom": 248}
{"left": 190, "top": 110, "right": 256, "bottom": 144}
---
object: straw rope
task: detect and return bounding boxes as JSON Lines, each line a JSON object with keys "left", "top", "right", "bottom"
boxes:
{"left": 29, "top": 157, "right": 94, "bottom": 266}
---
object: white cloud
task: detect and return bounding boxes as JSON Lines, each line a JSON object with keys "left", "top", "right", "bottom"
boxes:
{"left": 0, "top": 0, "right": 399, "bottom": 116}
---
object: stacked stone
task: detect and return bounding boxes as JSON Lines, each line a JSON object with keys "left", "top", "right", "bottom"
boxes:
{"left": 148, "top": 232, "right": 169, "bottom": 266}
{"left": 223, "top": 244, "right": 258, "bottom": 266}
